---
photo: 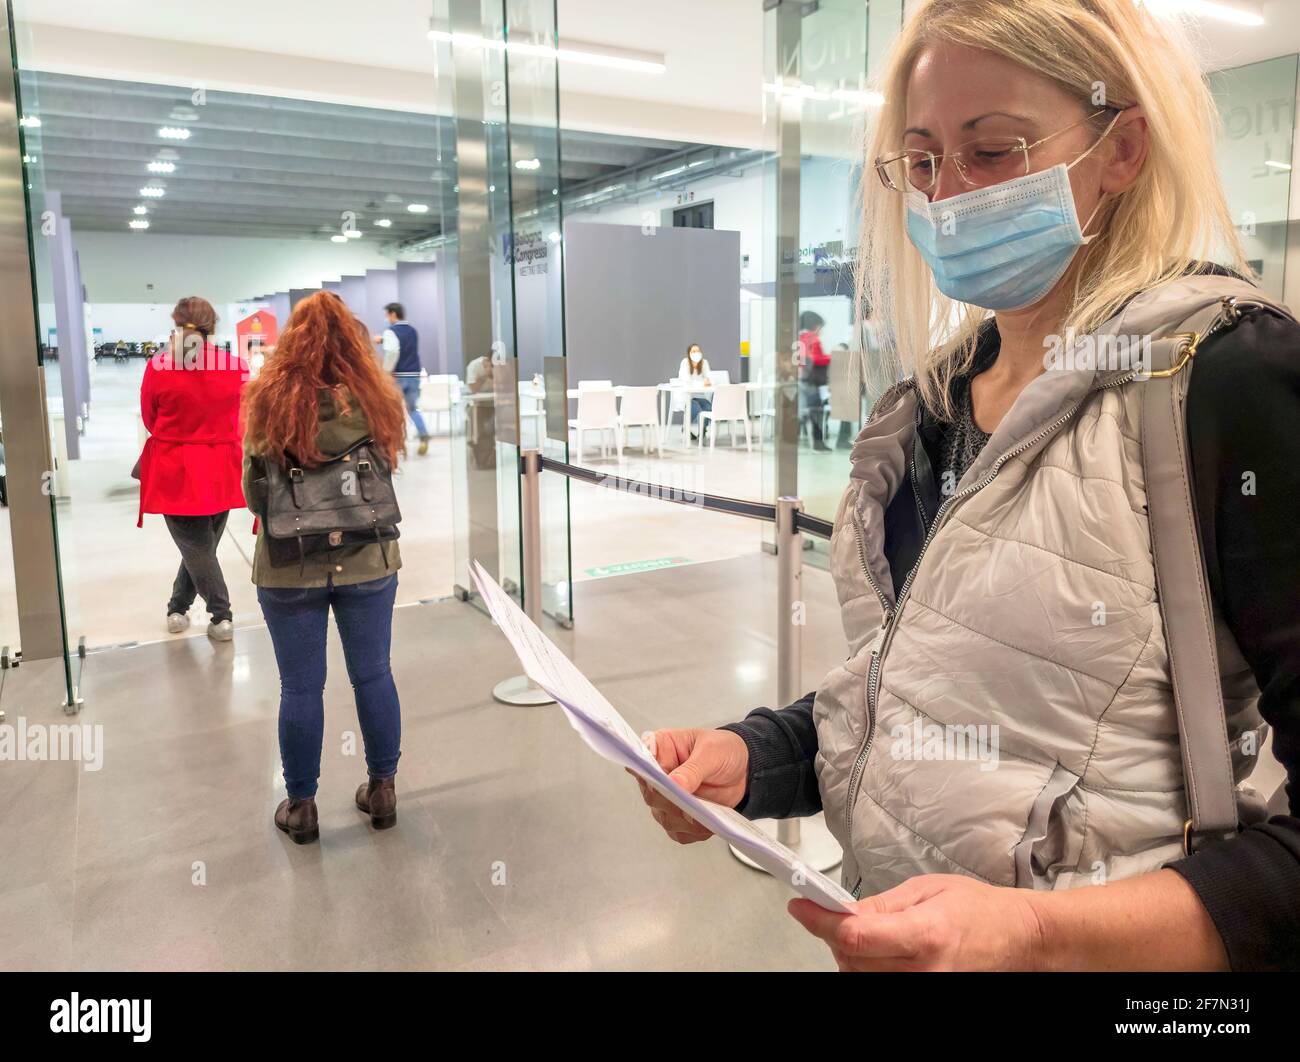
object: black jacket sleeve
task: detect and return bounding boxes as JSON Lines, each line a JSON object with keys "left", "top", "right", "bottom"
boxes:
{"left": 719, "top": 693, "right": 822, "bottom": 820}
{"left": 1167, "top": 308, "right": 1300, "bottom": 971}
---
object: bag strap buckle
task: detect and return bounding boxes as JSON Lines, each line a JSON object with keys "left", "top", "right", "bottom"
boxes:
{"left": 1146, "top": 331, "right": 1201, "bottom": 379}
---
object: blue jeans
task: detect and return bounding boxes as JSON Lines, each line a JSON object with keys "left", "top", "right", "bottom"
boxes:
{"left": 689, "top": 395, "right": 712, "bottom": 425}
{"left": 258, "top": 574, "right": 402, "bottom": 799}
{"left": 397, "top": 376, "right": 430, "bottom": 439}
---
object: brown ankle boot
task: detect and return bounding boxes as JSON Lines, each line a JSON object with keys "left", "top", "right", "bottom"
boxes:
{"left": 274, "top": 797, "right": 319, "bottom": 844}
{"left": 355, "top": 776, "right": 397, "bottom": 830}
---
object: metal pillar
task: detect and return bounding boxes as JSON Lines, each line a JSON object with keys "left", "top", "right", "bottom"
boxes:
{"left": 732, "top": 496, "right": 842, "bottom": 874}
{"left": 492, "top": 449, "right": 555, "bottom": 707}
{"left": 772, "top": 0, "right": 803, "bottom": 503}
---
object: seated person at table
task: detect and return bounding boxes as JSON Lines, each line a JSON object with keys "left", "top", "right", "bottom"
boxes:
{"left": 676, "top": 342, "right": 713, "bottom": 439}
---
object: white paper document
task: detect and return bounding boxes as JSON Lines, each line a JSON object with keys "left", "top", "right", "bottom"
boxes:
{"left": 470, "top": 560, "right": 856, "bottom": 913}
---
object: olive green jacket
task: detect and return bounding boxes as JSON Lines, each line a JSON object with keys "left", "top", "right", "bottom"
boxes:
{"left": 242, "top": 388, "right": 402, "bottom": 588}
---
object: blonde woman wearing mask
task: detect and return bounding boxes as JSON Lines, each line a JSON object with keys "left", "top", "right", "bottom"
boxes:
{"left": 632, "top": 0, "right": 1300, "bottom": 971}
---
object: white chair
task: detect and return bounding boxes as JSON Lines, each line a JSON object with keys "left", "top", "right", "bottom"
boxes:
{"left": 698, "top": 384, "right": 752, "bottom": 452}
{"left": 419, "top": 374, "right": 454, "bottom": 434}
{"left": 568, "top": 388, "right": 621, "bottom": 460}
{"left": 616, "top": 386, "right": 661, "bottom": 456}
{"left": 577, "top": 379, "right": 612, "bottom": 391}
{"left": 708, "top": 369, "right": 731, "bottom": 386}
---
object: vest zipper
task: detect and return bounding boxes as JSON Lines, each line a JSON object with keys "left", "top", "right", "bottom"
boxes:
{"left": 909, "top": 403, "right": 929, "bottom": 529}
{"left": 841, "top": 371, "right": 1138, "bottom": 893}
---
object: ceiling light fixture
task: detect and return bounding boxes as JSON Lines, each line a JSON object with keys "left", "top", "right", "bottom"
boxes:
{"left": 18, "top": 115, "right": 40, "bottom": 128}
{"left": 1265, "top": 160, "right": 1293, "bottom": 171}
{"left": 407, "top": 203, "right": 430, "bottom": 213}
{"left": 139, "top": 186, "right": 166, "bottom": 197}
{"left": 515, "top": 158, "right": 542, "bottom": 170}
{"left": 129, "top": 219, "right": 149, "bottom": 230}
{"left": 764, "top": 80, "right": 885, "bottom": 107}
{"left": 1138, "top": 0, "right": 1265, "bottom": 25}
{"left": 374, "top": 218, "right": 393, "bottom": 228}
{"left": 157, "top": 126, "right": 191, "bottom": 140}
{"left": 330, "top": 234, "right": 348, "bottom": 243}
{"left": 148, "top": 161, "right": 176, "bottom": 173}
{"left": 345, "top": 230, "right": 363, "bottom": 238}
{"left": 426, "top": 27, "right": 665, "bottom": 74}
{"left": 133, "top": 205, "right": 148, "bottom": 215}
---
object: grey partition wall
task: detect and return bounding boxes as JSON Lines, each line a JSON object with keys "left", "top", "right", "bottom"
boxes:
{"left": 396, "top": 260, "right": 440, "bottom": 372}
{"left": 289, "top": 287, "right": 319, "bottom": 310}
{"left": 46, "top": 190, "right": 88, "bottom": 458}
{"left": 434, "top": 249, "right": 464, "bottom": 376}
{"left": 323, "top": 280, "right": 342, "bottom": 295}
{"left": 339, "top": 274, "right": 368, "bottom": 328}
{"left": 562, "top": 221, "right": 740, "bottom": 386}
{"left": 364, "top": 268, "right": 399, "bottom": 338}
{"left": 271, "top": 291, "right": 291, "bottom": 330}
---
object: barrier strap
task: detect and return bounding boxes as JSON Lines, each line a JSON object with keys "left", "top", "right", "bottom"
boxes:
{"left": 532, "top": 456, "right": 832, "bottom": 541}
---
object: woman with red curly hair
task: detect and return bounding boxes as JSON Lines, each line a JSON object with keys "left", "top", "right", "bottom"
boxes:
{"left": 241, "top": 291, "right": 408, "bottom": 845}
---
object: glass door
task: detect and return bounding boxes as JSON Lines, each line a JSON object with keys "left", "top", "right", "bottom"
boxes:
{"left": 435, "top": 0, "right": 572, "bottom": 624}
{"left": 0, "top": 1, "right": 76, "bottom": 710}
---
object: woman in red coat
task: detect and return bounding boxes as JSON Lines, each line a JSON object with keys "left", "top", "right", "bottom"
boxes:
{"left": 138, "top": 296, "right": 248, "bottom": 641}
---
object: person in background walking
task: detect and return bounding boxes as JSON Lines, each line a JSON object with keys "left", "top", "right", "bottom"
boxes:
{"left": 244, "top": 291, "right": 408, "bottom": 845}
{"left": 375, "top": 302, "right": 430, "bottom": 456}
{"left": 137, "top": 296, "right": 247, "bottom": 642}
{"left": 798, "top": 310, "right": 832, "bottom": 452}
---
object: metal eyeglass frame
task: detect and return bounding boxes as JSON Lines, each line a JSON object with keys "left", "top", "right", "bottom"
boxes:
{"left": 875, "top": 108, "right": 1118, "bottom": 193}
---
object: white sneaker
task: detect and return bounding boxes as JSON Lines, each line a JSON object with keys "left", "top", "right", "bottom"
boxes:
{"left": 207, "top": 619, "right": 234, "bottom": 642}
{"left": 166, "top": 613, "right": 190, "bottom": 634}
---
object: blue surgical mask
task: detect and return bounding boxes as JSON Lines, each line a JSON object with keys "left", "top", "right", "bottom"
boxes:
{"left": 906, "top": 159, "right": 1107, "bottom": 312}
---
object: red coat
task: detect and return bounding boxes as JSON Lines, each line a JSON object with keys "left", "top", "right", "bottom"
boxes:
{"left": 138, "top": 344, "right": 249, "bottom": 525}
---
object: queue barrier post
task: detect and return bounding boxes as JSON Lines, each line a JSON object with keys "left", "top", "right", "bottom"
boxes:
{"left": 491, "top": 448, "right": 556, "bottom": 707}
{"left": 729, "top": 496, "right": 842, "bottom": 876}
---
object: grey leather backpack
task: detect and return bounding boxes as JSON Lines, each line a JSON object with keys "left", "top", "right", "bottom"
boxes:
{"left": 260, "top": 438, "right": 401, "bottom": 572}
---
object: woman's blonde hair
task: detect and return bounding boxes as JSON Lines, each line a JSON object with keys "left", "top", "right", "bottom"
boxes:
{"left": 858, "top": 0, "right": 1250, "bottom": 418}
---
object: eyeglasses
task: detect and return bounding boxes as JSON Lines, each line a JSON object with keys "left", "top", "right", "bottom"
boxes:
{"left": 875, "top": 109, "right": 1115, "bottom": 194}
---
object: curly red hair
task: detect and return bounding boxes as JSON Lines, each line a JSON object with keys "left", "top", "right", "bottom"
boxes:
{"left": 242, "top": 290, "right": 406, "bottom": 468}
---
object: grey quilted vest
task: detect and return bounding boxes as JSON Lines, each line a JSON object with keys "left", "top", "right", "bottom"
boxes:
{"left": 816, "top": 274, "right": 1289, "bottom": 898}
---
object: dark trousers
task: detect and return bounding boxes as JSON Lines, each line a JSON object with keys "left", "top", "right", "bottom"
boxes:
{"left": 165, "top": 512, "right": 232, "bottom": 622}
{"left": 397, "top": 376, "right": 430, "bottom": 438}
{"left": 258, "top": 574, "right": 402, "bottom": 799}
{"left": 801, "top": 382, "right": 826, "bottom": 444}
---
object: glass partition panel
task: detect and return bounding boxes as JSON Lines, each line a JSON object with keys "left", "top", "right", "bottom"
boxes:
{"left": 436, "top": 0, "right": 523, "bottom": 613}
{"left": 760, "top": 0, "right": 903, "bottom": 564}
{"left": 1209, "top": 54, "right": 1298, "bottom": 301}
{"left": 503, "top": 0, "right": 572, "bottom": 625}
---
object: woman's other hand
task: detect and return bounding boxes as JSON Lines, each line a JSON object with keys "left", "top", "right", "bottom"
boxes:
{"left": 630, "top": 728, "right": 749, "bottom": 844}
{"left": 788, "top": 874, "right": 1045, "bottom": 971}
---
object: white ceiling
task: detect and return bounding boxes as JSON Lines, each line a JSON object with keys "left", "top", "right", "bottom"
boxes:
{"left": 18, "top": 0, "right": 766, "bottom": 116}
{"left": 16, "top": 0, "right": 1300, "bottom": 142}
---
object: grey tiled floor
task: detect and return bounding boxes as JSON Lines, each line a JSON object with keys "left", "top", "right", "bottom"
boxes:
{"left": 0, "top": 553, "right": 848, "bottom": 971}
